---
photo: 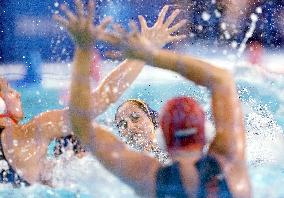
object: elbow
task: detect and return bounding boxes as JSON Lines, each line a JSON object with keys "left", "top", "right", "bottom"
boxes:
{"left": 211, "top": 68, "right": 235, "bottom": 89}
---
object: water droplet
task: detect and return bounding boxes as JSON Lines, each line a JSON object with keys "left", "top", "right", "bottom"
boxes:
{"left": 201, "top": 12, "right": 211, "bottom": 21}
{"left": 250, "top": 13, "right": 258, "bottom": 22}
{"left": 197, "top": 25, "right": 203, "bottom": 31}
{"left": 220, "top": 22, "right": 226, "bottom": 30}
{"left": 231, "top": 41, "right": 238, "bottom": 48}
{"left": 13, "top": 140, "right": 18, "bottom": 146}
{"left": 256, "top": 7, "right": 262, "bottom": 14}
{"left": 214, "top": 9, "right": 221, "bottom": 18}
{"left": 224, "top": 31, "right": 231, "bottom": 40}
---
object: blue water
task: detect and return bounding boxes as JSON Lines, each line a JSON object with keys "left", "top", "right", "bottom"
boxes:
{"left": 2, "top": 64, "right": 284, "bottom": 197}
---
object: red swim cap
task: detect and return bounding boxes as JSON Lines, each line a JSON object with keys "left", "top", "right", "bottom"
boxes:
{"left": 160, "top": 96, "right": 205, "bottom": 151}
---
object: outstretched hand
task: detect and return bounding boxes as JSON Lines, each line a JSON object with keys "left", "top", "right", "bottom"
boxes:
{"left": 53, "top": 0, "right": 112, "bottom": 49}
{"left": 104, "top": 23, "right": 159, "bottom": 61}
{"left": 139, "top": 5, "right": 187, "bottom": 48}
{"left": 104, "top": 5, "right": 187, "bottom": 59}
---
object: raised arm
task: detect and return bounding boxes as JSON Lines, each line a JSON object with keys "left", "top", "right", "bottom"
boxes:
{"left": 105, "top": 30, "right": 245, "bottom": 161}
{"left": 54, "top": 0, "right": 112, "bottom": 143}
{"left": 0, "top": 108, "right": 74, "bottom": 184}
{"left": 90, "top": 5, "right": 187, "bottom": 117}
{"left": 158, "top": 55, "right": 244, "bottom": 161}
{"left": 90, "top": 59, "right": 144, "bottom": 117}
{"left": 87, "top": 122, "right": 160, "bottom": 196}
{"left": 53, "top": 2, "right": 166, "bottom": 195}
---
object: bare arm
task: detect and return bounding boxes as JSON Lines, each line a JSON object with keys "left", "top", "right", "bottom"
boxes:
{"left": 69, "top": 47, "right": 93, "bottom": 143}
{"left": 0, "top": 80, "right": 23, "bottom": 122}
{"left": 91, "top": 59, "right": 144, "bottom": 116}
{"left": 90, "top": 5, "right": 186, "bottom": 117}
{"left": 53, "top": 0, "right": 113, "bottom": 143}
{"left": 116, "top": 44, "right": 245, "bottom": 160}
{"left": 54, "top": 4, "right": 180, "bottom": 195}
{"left": 141, "top": 51, "right": 250, "bottom": 196}
{"left": 1, "top": 109, "right": 73, "bottom": 184}
{"left": 22, "top": 109, "right": 72, "bottom": 142}
{"left": 88, "top": 123, "right": 160, "bottom": 196}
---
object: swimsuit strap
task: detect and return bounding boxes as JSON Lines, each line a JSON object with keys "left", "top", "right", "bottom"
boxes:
{"left": 156, "top": 156, "right": 233, "bottom": 198}
{"left": 0, "top": 113, "right": 18, "bottom": 124}
{"left": 195, "top": 155, "right": 233, "bottom": 198}
{"left": 156, "top": 162, "right": 188, "bottom": 198}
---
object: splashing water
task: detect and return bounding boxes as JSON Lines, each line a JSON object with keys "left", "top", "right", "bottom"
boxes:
{"left": 0, "top": 1, "right": 282, "bottom": 197}
{"left": 237, "top": 13, "right": 259, "bottom": 58}
{"left": 50, "top": 153, "right": 138, "bottom": 198}
{"left": 245, "top": 111, "right": 284, "bottom": 165}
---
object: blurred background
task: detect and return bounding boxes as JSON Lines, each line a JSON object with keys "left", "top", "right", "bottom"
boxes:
{"left": 0, "top": 0, "right": 283, "bottom": 63}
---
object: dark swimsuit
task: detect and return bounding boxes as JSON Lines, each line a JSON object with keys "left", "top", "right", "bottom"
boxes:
{"left": 0, "top": 128, "right": 29, "bottom": 187}
{"left": 53, "top": 135, "right": 85, "bottom": 157}
{"left": 156, "top": 155, "right": 232, "bottom": 198}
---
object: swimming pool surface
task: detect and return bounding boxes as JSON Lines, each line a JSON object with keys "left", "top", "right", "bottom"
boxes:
{"left": 1, "top": 62, "right": 284, "bottom": 197}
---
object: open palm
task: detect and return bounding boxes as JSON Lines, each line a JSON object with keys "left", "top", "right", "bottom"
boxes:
{"left": 53, "top": 0, "right": 112, "bottom": 49}
{"left": 139, "top": 5, "right": 187, "bottom": 48}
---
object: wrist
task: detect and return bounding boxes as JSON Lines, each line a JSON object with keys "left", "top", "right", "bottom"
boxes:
{"left": 74, "top": 35, "right": 95, "bottom": 50}
{"left": 134, "top": 46, "right": 158, "bottom": 64}
{"left": 76, "top": 45, "right": 93, "bottom": 52}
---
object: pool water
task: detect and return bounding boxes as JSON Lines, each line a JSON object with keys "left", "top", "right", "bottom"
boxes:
{"left": 2, "top": 62, "right": 284, "bottom": 197}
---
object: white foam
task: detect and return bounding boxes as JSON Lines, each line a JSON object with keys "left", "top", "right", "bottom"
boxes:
{"left": 49, "top": 153, "right": 138, "bottom": 198}
{"left": 245, "top": 112, "right": 284, "bottom": 166}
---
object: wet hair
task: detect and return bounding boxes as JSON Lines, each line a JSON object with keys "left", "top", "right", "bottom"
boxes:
{"left": 160, "top": 96, "right": 205, "bottom": 151}
{"left": 115, "top": 99, "right": 159, "bottom": 130}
